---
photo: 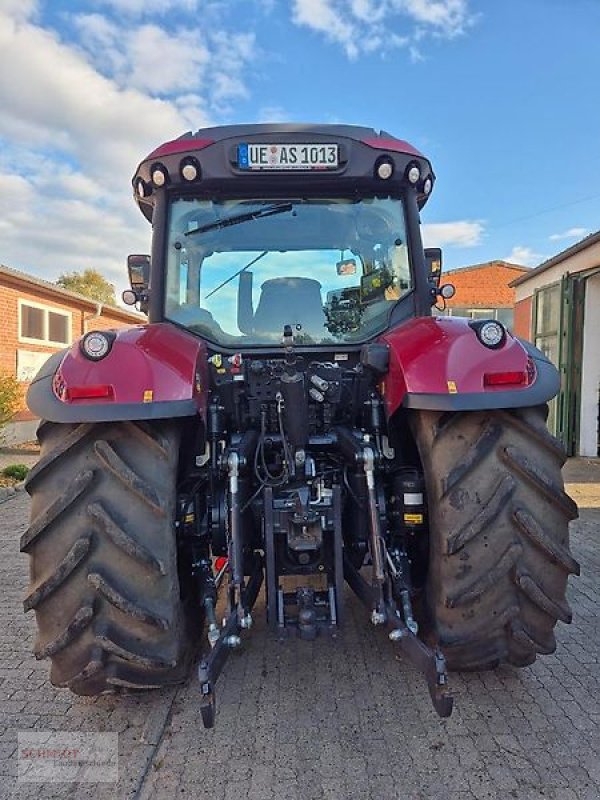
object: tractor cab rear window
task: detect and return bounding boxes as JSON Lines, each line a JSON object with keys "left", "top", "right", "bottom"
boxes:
{"left": 164, "top": 196, "right": 411, "bottom": 346}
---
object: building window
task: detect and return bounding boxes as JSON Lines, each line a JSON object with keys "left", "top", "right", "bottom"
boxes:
{"left": 533, "top": 283, "right": 561, "bottom": 436}
{"left": 18, "top": 300, "right": 72, "bottom": 347}
{"left": 534, "top": 284, "right": 560, "bottom": 365}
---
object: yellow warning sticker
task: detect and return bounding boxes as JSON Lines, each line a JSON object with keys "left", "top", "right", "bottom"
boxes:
{"left": 404, "top": 513, "right": 424, "bottom": 524}
{"left": 447, "top": 380, "right": 458, "bottom": 394}
{"left": 143, "top": 389, "right": 153, "bottom": 403}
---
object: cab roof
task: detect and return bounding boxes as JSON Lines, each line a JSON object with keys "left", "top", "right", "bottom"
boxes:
{"left": 144, "top": 123, "right": 425, "bottom": 162}
{"left": 132, "top": 123, "right": 434, "bottom": 222}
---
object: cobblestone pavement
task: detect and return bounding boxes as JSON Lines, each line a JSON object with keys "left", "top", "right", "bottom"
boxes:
{"left": 0, "top": 469, "right": 598, "bottom": 800}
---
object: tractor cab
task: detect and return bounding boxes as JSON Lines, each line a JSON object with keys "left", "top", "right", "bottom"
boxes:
{"left": 128, "top": 125, "right": 439, "bottom": 341}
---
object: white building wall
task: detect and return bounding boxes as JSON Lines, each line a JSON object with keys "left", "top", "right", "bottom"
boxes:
{"left": 514, "top": 239, "right": 600, "bottom": 302}
{"left": 580, "top": 272, "right": 600, "bottom": 457}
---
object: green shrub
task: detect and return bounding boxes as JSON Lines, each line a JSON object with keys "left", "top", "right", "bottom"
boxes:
{"left": 2, "top": 464, "right": 29, "bottom": 481}
{"left": 0, "top": 372, "right": 20, "bottom": 430}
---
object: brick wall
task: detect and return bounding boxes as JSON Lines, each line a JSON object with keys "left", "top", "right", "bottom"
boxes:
{"left": 0, "top": 272, "right": 143, "bottom": 416}
{"left": 444, "top": 262, "right": 528, "bottom": 309}
{"left": 0, "top": 284, "right": 85, "bottom": 375}
{"left": 513, "top": 296, "right": 533, "bottom": 341}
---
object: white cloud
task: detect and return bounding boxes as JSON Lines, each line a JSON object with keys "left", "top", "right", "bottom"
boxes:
{"left": 398, "top": 0, "right": 472, "bottom": 36}
{"left": 208, "top": 30, "right": 257, "bottom": 109}
{"left": 256, "top": 106, "right": 292, "bottom": 123}
{"left": 0, "top": 168, "right": 149, "bottom": 288}
{"left": 0, "top": 3, "right": 258, "bottom": 295}
{"left": 549, "top": 227, "right": 588, "bottom": 242}
{"left": 422, "top": 220, "right": 484, "bottom": 248}
{"left": 504, "top": 246, "right": 543, "bottom": 266}
{"left": 0, "top": 10, "right": 187, "bottom": 176}
{"left": 73, "top": 14, "right": 256, "bottom": 113}
{"left": 292, "top": 0, "right": 359, "bottom": 58}
{"left": 75, "top": 16, "right": 210, "bottom": 95}
{"left": 291, "top": 0, "right": 475, "bottom": 58}
{"left": 0, "top": 0, "right": 39, "bottom": 21}
{"left": 95, "top": 0, "right": 199, "bottom": 15}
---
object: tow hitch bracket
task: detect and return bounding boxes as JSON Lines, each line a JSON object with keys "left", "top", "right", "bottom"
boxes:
{"left": 197, "top": 554, "right": 263, "bottom": 729}
{"left": 387, "top": 614, "right": 453, "bottom": 718}
{"left": 344, "top": 552, "right": 454, "bottom": 718}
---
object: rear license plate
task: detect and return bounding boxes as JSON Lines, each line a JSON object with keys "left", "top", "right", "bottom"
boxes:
{"left": 238, "top": 143, "right": 338, "bottom": 170}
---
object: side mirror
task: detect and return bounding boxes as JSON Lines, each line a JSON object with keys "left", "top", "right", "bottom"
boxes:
{"left": 424, "top": 247, "right": 442, "bottom": 287}
{"left": 127, "top": 254, "right": 150, "bottom": 291}
{"left": 126, "top": 254, "right": 150, "bottom": 314}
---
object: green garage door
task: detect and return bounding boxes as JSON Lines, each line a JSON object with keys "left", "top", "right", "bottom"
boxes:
{"left": 533, "top": 275, "right": 585, "bottom": 455}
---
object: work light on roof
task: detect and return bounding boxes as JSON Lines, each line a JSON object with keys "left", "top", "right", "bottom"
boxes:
{"left": 407, "top": 164, "right": 421, "bottom": 184}
{"left": 180, "top": 157, "right": 201, "bottom": 182}
{"left": 136, "top": 178, "right": 149, "bottom": 199}
{"left": 423, "top": 177, "right": 433, "bottom": 195}
{"left": 375, "top": 158, "right": 394, "bottom": 180}
{"left": 151, "top": 163, "right": 168, "bottom": 187}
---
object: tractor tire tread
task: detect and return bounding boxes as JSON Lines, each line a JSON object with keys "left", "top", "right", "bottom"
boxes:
{"left": 23, "top": 420, "right": 190, "bottom": 694}
{"left": 411, "top": 404, "right": 578, "bottom": 671}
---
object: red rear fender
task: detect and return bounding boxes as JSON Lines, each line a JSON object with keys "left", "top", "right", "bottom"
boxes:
{"left": 380, "top": 316, "right": 559, "bottom": 415}
{"left": 27, "top": 323, "right": 208, "bottom": 423}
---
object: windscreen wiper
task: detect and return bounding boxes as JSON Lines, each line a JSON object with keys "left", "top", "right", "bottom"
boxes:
{"left": 185, "top": 202, "right": 293, "bottom": 237}
{"left": 205, "top": 251, "right": 268, "bottom": 299}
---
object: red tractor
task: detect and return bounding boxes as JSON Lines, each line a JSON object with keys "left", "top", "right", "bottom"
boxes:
{"left": 23, "top": 125, "right": 579, "bottom": 726}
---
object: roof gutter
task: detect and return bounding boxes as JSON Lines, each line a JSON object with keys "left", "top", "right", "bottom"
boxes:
{"left": 83, "top": 302, "right": 103, "bottom": 334}
{"left": 510, "top": 230, "right": 600, "bottom": 287}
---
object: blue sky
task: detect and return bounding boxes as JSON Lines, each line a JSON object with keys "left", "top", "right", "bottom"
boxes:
{"left": 1, "top": 0, "right": 599, "bottom": 295}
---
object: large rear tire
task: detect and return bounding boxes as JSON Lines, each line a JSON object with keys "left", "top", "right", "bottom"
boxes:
{"left": 22, "top": 420, "right": 192, "bottom": 694}
{"left": 411, "top": 405, "right": 579, "bottom": 670}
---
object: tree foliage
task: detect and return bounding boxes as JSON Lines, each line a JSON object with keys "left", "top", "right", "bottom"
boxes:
{"left": 56, "top": 268, "right": 116, "bottom": 305}
{"left": 0, "top": 372, "right": 21, "bottom": 438}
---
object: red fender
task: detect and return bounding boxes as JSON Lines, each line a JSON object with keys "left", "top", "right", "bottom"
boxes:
{"left": 27, "top": 323, "right": 209, "bottom": 423}
{"left": 379, "top": 316, "right": 558, "bottom": 416}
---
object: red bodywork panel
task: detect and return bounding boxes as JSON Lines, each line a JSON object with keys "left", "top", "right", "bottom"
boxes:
{"left": 52, "top": 323, "right": 208, "bottom": 416}
{"left": 380, "top": 316, "right": 534, "bottom": 417}
{"left": 146, "top": 137, "right": 215, "bottom": 160}
{"left": 360, "top": 137, "right": 424, "bottom": 158}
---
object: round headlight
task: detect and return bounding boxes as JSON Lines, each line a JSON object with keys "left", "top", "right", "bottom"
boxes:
{"left": 180, "top": 157, "right": 201, "bottom": 182}
{"left": 475, "top": 320, "right": 506, "bottom": 349}
{"left": 80, "top": 331, "right": 113, "bottom": 361}
{"left": 407, "top": 164, "right": 421, "bottom": 184}
{"left": 423, "top": 177, "right": 433, "bottom": 195}
{"left": 375, "top": 158, "right": 394, "bottom": 180}
{"left": 151, "top": 163, "right": 168, "bottom": 187}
